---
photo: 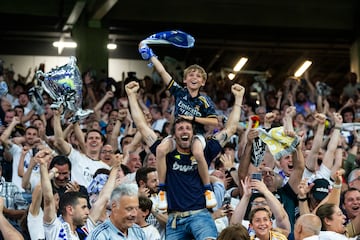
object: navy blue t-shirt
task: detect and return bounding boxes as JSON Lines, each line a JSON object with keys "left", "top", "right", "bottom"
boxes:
{"left": 167, "top": 79, "right": 217, "bottom": 134}
{"left": 151, "top": 138, "right": 222, "bottom": 212}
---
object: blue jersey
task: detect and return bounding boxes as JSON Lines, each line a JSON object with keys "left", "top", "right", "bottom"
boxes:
{"left": 167, "top": 79, "right": 217, "bottom": 134}
{"left": 151, "top": 138, "right": 222, "bottom": 212}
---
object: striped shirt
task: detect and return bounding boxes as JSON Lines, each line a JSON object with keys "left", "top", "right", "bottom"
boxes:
{"left": 87, "top": 218, "right": 146, "bottom": 240}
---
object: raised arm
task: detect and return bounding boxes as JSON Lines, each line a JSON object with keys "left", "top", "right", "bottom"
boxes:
{"left": 214, "top": 84, "right": 245, "bottom": 145}
{"left": 28, "top": 182, "right": 43, "bottom": 217}
{"left": 137, "top": 88, "right": 151, "bottom": 114}
{"left": 283, "top": 106, "right": 296, "bottom": 136}
{"left": 322, "top": 112, "right": 342, "bottom": 170}
{"left": 93, "top": 91, "right": 114, "bottom": 121}
{"left": 139, "top": 42, "right": 172, "bottom": 86}
{"left": 304, "top": 78, "right": 316, "bottom": 103}
{"left": 73, "top": 122, "right": 86, "bottom": 154}
{"left": 305, "top": 113, "right": 326, "bottom": 172}
{"left": 0, "top": 116, "right": 20, "bottom": 149}
{"left": 331, "top": 139, "right": 344, "bottom": 177}
{"left": 62, "top": 123, "right": 73, "bottom": 143}
{"left": 288, "top": 139, "right": 305, "bottom": 194}
{"left": 230, "top": 176, "right": 252, "bottom": 225}
{"left": 36, "top": 149, "right": 56, "bottom": 224}
{"left": 0, "top": 197, "right": 24, "bottom": 240}
{"left": 297, "top": 178, "right": 311, "bottom": 215}
{"left": 21, "top": 151, "right": 37, "bottom": 191}
{"left": 122, "top": 131, "right": 143, "bottom": 166}
{"left": 181, "top": 114, "right": 218, "bottom": 128}
{"left": 53, "top": 107, "right": 71, "bottom": 155}
{"left": 20, "top": 109, "right": 35, "bottom": 126}
{"left": 125, "top": 81, "right": 158, "bottom": 147}
{"left": 110, "top": 108, "right": 127, "bottom": 152}
{"left": 312, "top": 171, "right": 343, "bottom": 214}
{"left": 322, "top": 171, "right": 342, "bottom": 207}
{"left": 337, "top": 98, "right": 354, "bottom": 115}
{"left": 89, "top": 159, "right": 119, "bottom": 223}
{"left": 83, "top": 73, "right": 97, "bottom": 109}
{"left": 18, "top": 146, "right": 30, "bottom": 178}
{"left": 276, "top": 90, "right": 283, "bottom": 110}
{"left": 259, "top": 91, "right": 267, "bottom": 108}
{"left": 238, "top": 129, "right": 258, "bottom": 183}
{"left": 316, "top": 93, "right": 323, "bottom": 113}
{"left": 253, "top": 179, "right": 291, "bottom": 235}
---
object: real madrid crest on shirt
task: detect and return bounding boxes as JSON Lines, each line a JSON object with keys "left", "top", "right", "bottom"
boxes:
{"left": 190, "top": 155, "right": 197, "bottom": 165}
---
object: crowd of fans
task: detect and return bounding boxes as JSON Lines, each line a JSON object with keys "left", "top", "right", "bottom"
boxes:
{"left": 0, "top": 52, "right": 359, "bottom": 240}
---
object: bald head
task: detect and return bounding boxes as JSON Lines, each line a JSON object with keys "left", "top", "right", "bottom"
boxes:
{"left": 294, "top": 214, "right": 321, "bottom": 240}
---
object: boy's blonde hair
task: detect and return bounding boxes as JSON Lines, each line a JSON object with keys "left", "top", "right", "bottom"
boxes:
{"left": 183, "top": 64, "right": 207, "bottom": 81}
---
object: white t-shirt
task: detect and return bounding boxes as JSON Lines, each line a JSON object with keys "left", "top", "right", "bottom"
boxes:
{"left": 151, "top": 118, "right": 168, "bottom": 133}
{"left": 302, "top": 164, "right": 332, "bottom": 184}
{"left": 67, "top": 145, "right": 110, "bottom": 188}
{"left": 303, "top": 236, "right": 320, "bottom": 240}
{"left": 142, "top": 224, "right": 161, "bottom": 240}
{"left": 9, "top": 143, "right": 33, "bottom": 192}
{"left": 319, "top": 230, "right": 357, "bottom": 240}
{"left": 27, "top": 208, "right": 45, "bottom": 240}
{"left": 124, "top": 172, "right": 136, "bottom": 184}
{"left": 10, "top": 141, "right": 48, "bottom": 192}
{"left": 29, "top": 171, "right": 41, "bottom": 192}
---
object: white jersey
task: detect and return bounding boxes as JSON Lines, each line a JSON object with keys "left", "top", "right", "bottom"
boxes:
{"left": 151, "top": 118, "right": 168, "bottom": 132}
{"left": 27, "top": 208, "right": 45, "bottom": 240}
{"left": 142, "top": 224, "right": 161, "bottom": 240}
{"left": 9, "top": 140, "right": 49, "bottom": 192}
{"left": 9, "top": 143, "right": 32, "bottom": 192}
{"left": 148, "top": 194, "right": 166, "bottom": 240}
{"left": 67, "top": 145, "right": 110, "bottom": 188}
{"left": 44, "top": 216, "right": 95, "bottom": 240}
{"left": 302, "top": 164, "right": 332, "bottom": 184}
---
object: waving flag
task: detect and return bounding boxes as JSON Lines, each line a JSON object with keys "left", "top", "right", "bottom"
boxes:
{"left": 142, "top": 30, "right": 195, "bottom": 48}
{"left": 258, "top": 127, "right": 299, "bottom": 160}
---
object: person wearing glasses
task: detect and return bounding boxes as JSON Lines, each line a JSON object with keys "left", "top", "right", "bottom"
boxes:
{"left": 99, "top": 144, "right": 115, "bottom": 166}
{"left": 230, "top": 175, "right": 290, "bottom": 238}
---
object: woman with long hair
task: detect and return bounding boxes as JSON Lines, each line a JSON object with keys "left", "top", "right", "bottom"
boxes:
{"left": 315, "top": 203, "right": 358, "bottom": 239}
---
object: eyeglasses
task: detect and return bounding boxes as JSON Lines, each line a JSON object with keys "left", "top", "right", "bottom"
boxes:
{"left": 251, "top": 201, "right": 268, "bottom": 206}
{"left": 261, "top": 171, "right": 275, "bottom": 176}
